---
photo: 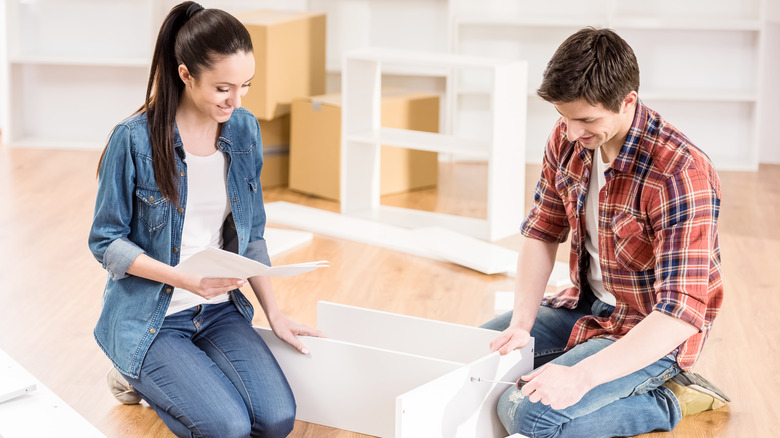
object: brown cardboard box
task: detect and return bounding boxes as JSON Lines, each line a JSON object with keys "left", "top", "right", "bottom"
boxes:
{"left": 259, "top": 115, "right": 291, "bottom": 188}
{"left": 237, "top": 10, "right": 326, "bottom": 121}
{"left": 290, "top": 91, "right": 439, "bottom": 201}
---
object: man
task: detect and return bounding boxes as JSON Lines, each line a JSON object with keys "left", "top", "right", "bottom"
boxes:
{"left": 483, "top": 27, "right": 728, "bottom": 437}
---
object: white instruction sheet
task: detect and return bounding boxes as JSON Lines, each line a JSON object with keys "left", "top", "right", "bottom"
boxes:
{"left": 175, "top": 247, "right": 328, "bottom": 278}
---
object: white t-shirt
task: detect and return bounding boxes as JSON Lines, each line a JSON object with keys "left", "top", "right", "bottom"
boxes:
{"left": 584, "top": 147, "right": 617, "bottom": 306}
{"left": 166, "top": 150, "right": 232, "bottom": 316}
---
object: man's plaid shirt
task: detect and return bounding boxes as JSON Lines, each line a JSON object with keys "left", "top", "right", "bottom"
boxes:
{"left": 522, "top": 101, "right": 724, "bottom": 370}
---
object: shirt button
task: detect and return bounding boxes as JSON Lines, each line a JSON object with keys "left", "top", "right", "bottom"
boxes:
{"left": 232, "top": 198, "right": 237, "bottom": 203}
{"left": 165, "top": 287, "right": 172, "bottom": 294}
{"left": 150, "top": 329, "right": 156, "bottom": 334}
{"left": 173, "top": 247, "right": 179, "bottom": 253}
{"left": 148, "top": 196, "right": 155, "bottom": 202}
{"left": 177, "top": 207, "right": 184, "bottom": 213}
{"left": 180, "top": 171, "right": 186, "bottom": 176}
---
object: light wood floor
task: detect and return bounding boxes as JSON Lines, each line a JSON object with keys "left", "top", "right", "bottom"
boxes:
{"left": 0, "top": 145, "right": 777, "bottom": 437}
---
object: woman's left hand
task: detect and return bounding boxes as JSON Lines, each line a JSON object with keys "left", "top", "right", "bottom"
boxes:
{"left": 268, "top": 314, "right": 325, "bottom": 354}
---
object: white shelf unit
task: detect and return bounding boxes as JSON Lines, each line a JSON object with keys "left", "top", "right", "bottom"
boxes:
{"left": 0, "top": 0, "right": 309, "bottom": 150}
{"left": 449, "top": 0, "right": 771, "bottom": 170}
{"left": 2, "top": 0, "right": 156, "bottom": 149}
{"left": 341, "top": 48, "right": 527, "bottom": 242}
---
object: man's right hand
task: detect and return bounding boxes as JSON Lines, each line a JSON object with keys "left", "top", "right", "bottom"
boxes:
{"left": 489, "top": 326, "right": 532, "bottom": 355}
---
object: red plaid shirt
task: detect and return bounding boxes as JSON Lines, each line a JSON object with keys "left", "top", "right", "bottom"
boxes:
{"left": 522, "top": 101, "right": 724, "bottom": 370}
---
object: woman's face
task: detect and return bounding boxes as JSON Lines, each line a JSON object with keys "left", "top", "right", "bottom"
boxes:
{"left": 180, "top": 51, "right": 255, "bottom": 124}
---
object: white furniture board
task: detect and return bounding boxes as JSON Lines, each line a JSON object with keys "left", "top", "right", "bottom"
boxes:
{"left": 412, "top": 226, "right": 517, "bottom": 275}
{"left": 317, "top": 301, "right": 497, "bottom": 365}
{"left": 264, "top": 201, "right": 572, "bottom": 287}
{"left": 396, "top": 346, "right": 534, "bottom": 438}
{"left": 265, "top": 201, "right": 442, "bottom": 260}
{"left": 0, "top": 363, "right": 36, "bottom": 405}
{"left": 256, "top": 301, "right": 534, "bottom": 437}
{"left": 0, "top": 349, "right": 104, "bottom": 437}
{"left": 255, "top": 327, "right": 462, "bottom": 438}
{"left": 264, "top": 227, "right": 313, "bottom": 259}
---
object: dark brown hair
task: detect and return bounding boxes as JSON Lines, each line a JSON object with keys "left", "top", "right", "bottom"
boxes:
{"left": 537, "top": 27, "right": 639, "bottom": 113}
{"left": 98, "top": 1, "right": 253, "bottom": 205}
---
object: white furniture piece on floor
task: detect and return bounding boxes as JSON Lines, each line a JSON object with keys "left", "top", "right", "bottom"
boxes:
{"left": 264, "top": 227, "right": 314, "bottom": 259}
{"left": 256, "top": 301, "right": 534, "bottom": 437}
{"left": 341, "top": 48, "right": 528, "bottom": 242}
{"left": 0, "top": 348, "right": 105, "bottom": 437}
{"left": 265, "top": 201, "right": 573, "bottom": 286}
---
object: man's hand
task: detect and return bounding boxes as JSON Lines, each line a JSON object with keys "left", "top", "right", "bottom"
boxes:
{"left": 521, "top": 363, "right": 594, "bottom": 410}
{"left": 269, "top": 314, "right": 325, "bottom": 354}
{"left": 489, "top": 326, "right": 532, "bottom": 355}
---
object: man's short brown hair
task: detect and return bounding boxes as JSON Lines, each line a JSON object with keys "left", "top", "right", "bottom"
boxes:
{"left": 537, "top": 27, "right": 640, "bottom": 113}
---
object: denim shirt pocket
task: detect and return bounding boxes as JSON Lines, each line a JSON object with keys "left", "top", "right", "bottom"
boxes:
{"left": 134, "top": 187, "right": 169, "bottom": 232}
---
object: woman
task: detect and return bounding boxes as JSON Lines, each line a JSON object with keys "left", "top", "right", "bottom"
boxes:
{"left": 88, "top": 2, "right": 321, "bottom": 436}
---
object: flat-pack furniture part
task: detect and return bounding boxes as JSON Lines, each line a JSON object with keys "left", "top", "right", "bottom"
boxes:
{"left": 255, "top": 301, "right": 534, "bottom": 437}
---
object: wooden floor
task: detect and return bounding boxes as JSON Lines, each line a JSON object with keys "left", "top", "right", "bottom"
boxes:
{"left": 0, "top": 145, "right": 777, "bottom": 437}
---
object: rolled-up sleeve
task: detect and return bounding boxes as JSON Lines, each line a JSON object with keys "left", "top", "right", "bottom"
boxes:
{"left": 88, "top": 125, "right": 145, "bottom": 280}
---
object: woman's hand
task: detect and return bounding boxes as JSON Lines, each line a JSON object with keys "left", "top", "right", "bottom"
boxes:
{"left": 268, "top": 313, "right": 325, "bottom": 354}
{"left": 181, "top": 275, "right": 246, "bottom": 300}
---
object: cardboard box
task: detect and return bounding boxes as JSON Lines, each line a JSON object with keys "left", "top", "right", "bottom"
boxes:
{"left": 290, "top": 91, "right": 440, "bottom": 201}
{"left": 259, "top": 115, "right": 290, "bottom": 188}
{"left": 238, "top": 10, "right": 326, "bottom": 121}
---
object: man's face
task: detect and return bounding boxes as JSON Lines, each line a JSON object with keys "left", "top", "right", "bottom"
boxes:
{"left": 553, "top": 99, "right": 627, "bottom": 151}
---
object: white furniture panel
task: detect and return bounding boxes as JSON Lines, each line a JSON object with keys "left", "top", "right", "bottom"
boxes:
{"left": 256, "top": 301, "right": 534, "bottom": 438}
{"left": 317, "top": 301, "right": 497, "bottom": 364}
{"left": 0, "top": 349, "right": 105, "bottom": 437}
{"left": 396, "top": 349, "right": 530, "bottom": 438}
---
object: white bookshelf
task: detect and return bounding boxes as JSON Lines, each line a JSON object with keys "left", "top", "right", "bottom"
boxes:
{"left": 2, "top": 0, "right": 778, "bottom": 167}
{"left": 449, "top": 0, "right": 772, "bottom": 170}
{"left": 0, "top": 0, "right": 308, "bottom": 150}
{"left": 2, "top": 0, "right": 155, "bottom": 149}
{"left": 341, "top": 48, "right": 527, "bottom": 242}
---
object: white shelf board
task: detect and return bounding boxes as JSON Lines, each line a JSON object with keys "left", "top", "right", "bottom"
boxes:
{"left": 9, "top": 54, "right": 149, "bottom": 68}
{"left": 411, "top": 227, "right": 517, "bottom": 275}
{"left": 346, "top": 47, "right": 519, "bottom": 69}
{"left": 329, "top": 59, "right": 450, "bottom": 77}
{"left": 610, "top": 17, "right": 761, "bottom": 31}
{"left": 264, "top": 228, "right": 313, "bottom": 259}
{"left": 524, "top": 90, "right": 758, "bottom": 103}
{"left": 639, "top": 89, "right": 758, "bottom": 103}
{"left": 455, "top": 15, "right": 761, "bottom": 32}
{"left": 455, "top": 15, "right": 605, "bottom": 29}
{"left": 346, "top": 127, "right": 490, "bottom": 158}
{"left": 348, "top": 205, "right": 492, "bottom": 241}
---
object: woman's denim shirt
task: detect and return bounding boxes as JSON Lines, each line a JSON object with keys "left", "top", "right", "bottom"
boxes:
{"left": 88, "top": 108, "right": 270, "bottom": 378}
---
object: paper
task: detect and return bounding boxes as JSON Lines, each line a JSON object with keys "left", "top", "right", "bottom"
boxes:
{"left": 175, "top": 247, "right": 328, "bottom": 278}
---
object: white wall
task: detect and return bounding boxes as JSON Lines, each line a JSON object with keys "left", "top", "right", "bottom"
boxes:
{"left": 759, "top": 18, "right": 780, "bottom": 164}
{"left": 0, "top": 0, "right": 7, "bottom": 140}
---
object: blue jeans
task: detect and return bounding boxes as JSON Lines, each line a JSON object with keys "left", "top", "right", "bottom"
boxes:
{"left": 121, "top": 301, "right": 295, "bottom": 438}
{"left": 482, "top": 292, "right": 683, "bottom": 437}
